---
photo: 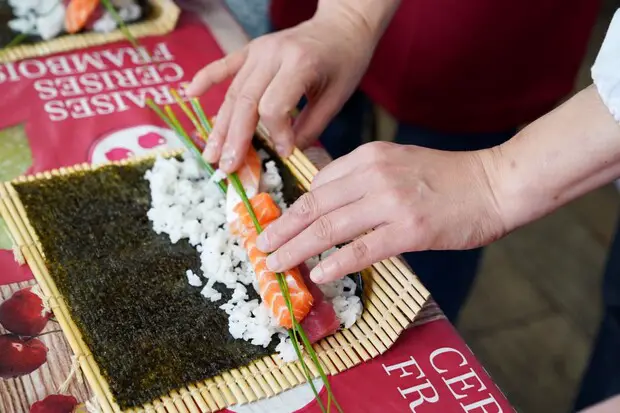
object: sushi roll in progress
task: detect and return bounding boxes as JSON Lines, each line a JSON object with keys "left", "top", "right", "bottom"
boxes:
{"left": 4, "top": 0, "right": 144, "bottom": 43}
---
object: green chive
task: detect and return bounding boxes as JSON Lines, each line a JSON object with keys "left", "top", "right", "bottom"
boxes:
{"left": 100, "top": 0, "right": 140, "bottom": 49}
{"left": 161, "top": 105, "right": 227, "bottom": 194}
{"left": 107, "top": 15, "right": 340, "bottom": 411}
{"left": 278, "top": 274, "right": 328, "bottom": 413}
{"left": 191, "top": 98, "right": 214, "bottom": 133}
{"left": 4, "top": 32, "right": 28, "bottom": 50}
{"left": 227, "top": 174, "right": 261, "bottom": 230}
{"left": 170, "top": 89, "right": 209, "bottom": 140}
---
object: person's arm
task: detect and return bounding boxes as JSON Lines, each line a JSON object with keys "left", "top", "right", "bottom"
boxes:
{"left": 488, "top": 9, "right": 620, "bottom": 233}
{"left": 314, "top": 0, "right": 401, "bottom": 46}
{"left": 254, "top": 9, "right": 620, "bottom": 284}
{"left": 487, "top": 85, "right": 620, "bottom": 232}
{"left": 186, "top": 0, "right": 400, "bottom": 174}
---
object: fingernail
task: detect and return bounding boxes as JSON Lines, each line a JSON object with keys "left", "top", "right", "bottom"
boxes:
{"left": 266, "top": 253, "right": 280, "bottom": 272}
{"left": 185, "top": 82, "right": 198, "bottom": 97}
{"left": 203, "top": 139, "right": 217, "bottom": 162}
{"left": 256, "top": 232, "right": 270, "bottom": 252}
{"left": 310, "top": 265, "right": 325, "bottom": 283}
{"left": 276, "top": 144, "right": 292, "bottom": 157}
{"left": 220, "top": 154, "right": 234, "bottom": 172}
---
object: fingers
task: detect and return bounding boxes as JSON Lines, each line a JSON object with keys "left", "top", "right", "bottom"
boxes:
{"left": 203, "top": 63, "right": 254, "bottom": 164}
{"left": 258, "top": 64, "right": 309, "bottom": 157}
{"left": 256, "top": 176, "right": 363, "bottom": 253}
{"left": 264, "top": 197, "right": 383, "bottom": 272}
{"left": 310, "top": 142, "right": 388, "bottom": 189}
{"left": 219, "top": 62, "right": 282, "bottom": 172}
{"left": 310, "top": 148, "right": 365, "bottom": 190}
{"left": 186, "top": 49, "right": 247, "bottom": 97}
{"left": 309, "top": 224, "right": 402, "bottom": 283}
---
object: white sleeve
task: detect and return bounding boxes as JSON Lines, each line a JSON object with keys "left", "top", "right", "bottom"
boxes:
{"left": 592, "top": 9, "right": 620, "bottom": 122}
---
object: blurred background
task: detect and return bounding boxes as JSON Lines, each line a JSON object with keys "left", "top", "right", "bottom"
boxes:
{"left": 223, "top": 0, "right": 620, "bottom": 411}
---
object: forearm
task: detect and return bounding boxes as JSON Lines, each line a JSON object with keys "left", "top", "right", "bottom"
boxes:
{"left": 487, "top": 85, "right": 620, "bottom": 232}
{"left": 315, "top": 0, "right": 400, "bottom": 45}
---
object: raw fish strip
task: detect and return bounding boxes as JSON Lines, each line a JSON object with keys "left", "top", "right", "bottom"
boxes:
{"left": 242, "top": 232, "right": 313, "bottom": 329}
{"left": 65, "top": 0, "right": 101, "bottom": 33}
{"left": 298, "top": 264, "right": 340, "bottom": 343}
{"left": 226, "top": 146, "right": 262, "bottom": 223}
{"left": 230, "top": 193, "right": 281, "bottom": 237}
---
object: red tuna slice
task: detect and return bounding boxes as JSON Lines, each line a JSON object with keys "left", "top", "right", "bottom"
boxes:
{"left": 298, "top": 264, "right": 340, "bottom": 343}
{"left": 138, "top": 132, "right": 167, "bottom": 149}
{"left": 30, "top": 395, "right": 78, "bottom": 413}
{"left": 0, "top": 287, "right": 52, "bottom": 336}
{"left": 0, "top": 334, "right": 48, "bottom": 378}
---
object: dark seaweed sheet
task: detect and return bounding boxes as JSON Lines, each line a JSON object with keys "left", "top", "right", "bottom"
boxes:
{"left": 13, "top": 138, "right": 362, "bottom": 408}
{"left": 0, "top": 0, "right": 151, "bottom": 48}
{"left": 13, "top": 158, "right": 273, "bottom": 408}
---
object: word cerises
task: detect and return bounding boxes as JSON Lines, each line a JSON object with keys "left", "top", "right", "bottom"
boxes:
{"left": 0, "top": 43, "right": 184, "bottom": 122}
{"left": 383, "top": 347, "right": 505, "bottom": 412}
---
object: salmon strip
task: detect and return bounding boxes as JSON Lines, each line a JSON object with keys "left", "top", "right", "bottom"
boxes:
{"left": 65, "top": 0, "right": 101, "bottom": 33}
{"left": 243, "top": 232, "right": 313, "bottom": 328}
{"left": 226, "top": 146, "right": 262, "bottom": 223}
{"left": 230, "top": 192, "right": 281, "bottom": 237}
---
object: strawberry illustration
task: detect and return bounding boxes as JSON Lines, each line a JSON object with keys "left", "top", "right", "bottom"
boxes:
{"left": 0, "top": 334, "right": 48, "bottom": 378}
{"left": 105, "top": 147, "right": 134, "bottom": 161}
{"left": 0, "top": 287, "right": 51, "bottom": 336}
{"left": 138, "top": 132, "right": 167, "bottom": 149}
{"left": 30, "top": 394, "right": 78, "bottom": 413}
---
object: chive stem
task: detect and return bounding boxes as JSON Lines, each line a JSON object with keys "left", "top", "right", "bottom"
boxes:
{"left": 100, "top": 0, "right": 140, "bottom": 48}
{"left": 5, "top": 32, "right": 28, "bottom": 49}
{"left": 102, "top": 13, "right": 340, "bottom": 411}
{"left": 170, "top": 89, "right": 209, "bottom": 140}
{"left": 161, "top": 105, "right": 227, "bottom": 194}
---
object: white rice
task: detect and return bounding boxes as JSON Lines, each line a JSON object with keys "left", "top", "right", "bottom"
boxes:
{"left": 145, "top": 151, "right": 362, "bottom": 361}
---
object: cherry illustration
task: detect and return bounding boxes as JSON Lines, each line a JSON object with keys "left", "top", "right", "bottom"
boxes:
{"left": 105, "top": 147, "right": 134, "bottom": 161}
{"left": 30, "top": 394, "right": 78, "bottom": 413}
{"left": 138, "top": 132, "right": 167, "bottom": 149}
{"left": 0, "top": 334, "right": 48, "bottom": 378}
{"left": 0, "top": 287, "right": 51, "bottom": 336}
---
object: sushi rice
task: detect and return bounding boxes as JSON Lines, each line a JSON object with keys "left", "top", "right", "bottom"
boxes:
{"left": 145, "top": 150, "right": 362, "bottom": 361}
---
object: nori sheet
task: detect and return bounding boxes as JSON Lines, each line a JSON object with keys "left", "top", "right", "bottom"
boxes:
{"left": 0, "top": 0, "right": 151, "bottom": 48}
{"left": 12, "top": 139, "right": 362, "bottom": 408}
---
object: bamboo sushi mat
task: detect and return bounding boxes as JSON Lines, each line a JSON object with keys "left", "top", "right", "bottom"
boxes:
{"left": 0, "top": 144, "right": 431, "bottom": 413}
{"left": 0, "top": 0, "right": 180, "bottom": 63}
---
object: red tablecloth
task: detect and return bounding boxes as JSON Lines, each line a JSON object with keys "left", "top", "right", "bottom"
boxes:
{"left": 0, "top": 6, "right": 515, "bottom": 413}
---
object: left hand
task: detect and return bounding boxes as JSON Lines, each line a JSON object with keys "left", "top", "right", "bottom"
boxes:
{"left": 255, "top": 141, "right": 507, "bottom": 283}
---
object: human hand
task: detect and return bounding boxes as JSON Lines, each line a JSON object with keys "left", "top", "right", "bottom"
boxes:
{"left": 185, "top": 7, "right": 376, "bottom": 173}
{"left": 255, "top": 141, "right": 508, "bottom": 283}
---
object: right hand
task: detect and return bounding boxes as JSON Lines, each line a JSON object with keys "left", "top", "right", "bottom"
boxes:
{"left": 185, "top": 7, "right": 376, "bottom": 173}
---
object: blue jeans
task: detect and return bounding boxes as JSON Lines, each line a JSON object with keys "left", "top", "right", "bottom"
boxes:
{"left": 311, "top": 91, "right": 516, "bottom": 323}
